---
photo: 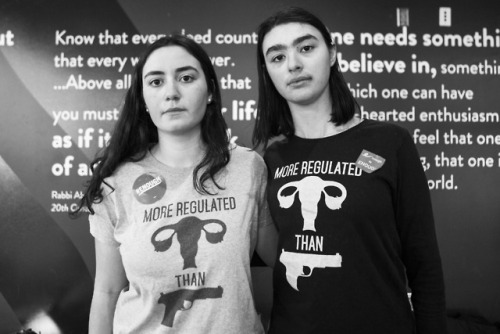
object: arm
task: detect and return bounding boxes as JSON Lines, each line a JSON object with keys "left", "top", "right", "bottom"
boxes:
{"left": 255, "top": 221, "right": 278, "bottom": 268}
{"left": 396, "top": 131, "right": 447, "bottom": 334}
{"left": 89, "top": 239, "right": 128, "bottom": 334}
{"left": 254, "top": 153, "right": 278, "bottom": 268}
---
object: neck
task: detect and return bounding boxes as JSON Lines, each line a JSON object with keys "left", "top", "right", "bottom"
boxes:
{"left": 152, "top": 131, "right": 205, "bottom": 168}
{"left": 288, "top": 96, "right": 331, "bottom": 138}
{"left": 289, "top": 99, "right": 360, "bottom": 139}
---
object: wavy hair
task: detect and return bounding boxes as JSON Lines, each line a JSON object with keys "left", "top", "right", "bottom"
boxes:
{"left": 252, "top": 7, "right": 359, "bottom": 148}
{"left": 73, "top": 35, "right": 230, "bottom": 215}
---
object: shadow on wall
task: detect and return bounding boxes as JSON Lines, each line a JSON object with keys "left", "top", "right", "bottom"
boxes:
{"left": 447, "top": 313, "right": 500, "bottom": 334}
{"left": 0, "top": 159, "right": 93, "bottom": 334}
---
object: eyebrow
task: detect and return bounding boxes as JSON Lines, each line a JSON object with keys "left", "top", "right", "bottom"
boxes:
{"left": 143, "top": 65, "right": 199, "bottom": 79}
{"left": 264, "top": 34, "right": 319, "bottom": 57}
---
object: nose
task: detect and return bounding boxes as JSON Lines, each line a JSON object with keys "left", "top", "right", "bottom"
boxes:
{"left": 287, "top": 52, "right": 303, "bottom": 72}
{"left": 164, "top": 79, "right": 180, "bottom": 101}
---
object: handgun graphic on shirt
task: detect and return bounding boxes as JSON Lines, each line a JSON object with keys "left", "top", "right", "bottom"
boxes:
{"left": 280, "top": 249, "right": 342, "bottom": 291}
{"left": 158, "top": 286, "right": 223, "bottom": 327}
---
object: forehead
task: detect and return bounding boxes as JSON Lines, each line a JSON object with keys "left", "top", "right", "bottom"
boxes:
{"left": 143, "top": 45, "right": 202, "bottom": 73}
{"left": 262, "top": 23, "right": 325, "bottom": 51}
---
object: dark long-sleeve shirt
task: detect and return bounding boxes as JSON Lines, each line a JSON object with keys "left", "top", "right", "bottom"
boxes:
{"left": 265, "top": 119, "right": 446, "bottom": 334}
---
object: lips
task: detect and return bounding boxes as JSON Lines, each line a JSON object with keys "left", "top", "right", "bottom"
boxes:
{"left": 287, "top": 76, "right": 311, "bottom": 86}
{"left": 162, "top": 107, "right": 186, "bottom": 114}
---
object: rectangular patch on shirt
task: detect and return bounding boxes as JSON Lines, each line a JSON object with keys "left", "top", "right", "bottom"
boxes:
{"left": 356, "top": 149, "right": 386, "bottom": 173}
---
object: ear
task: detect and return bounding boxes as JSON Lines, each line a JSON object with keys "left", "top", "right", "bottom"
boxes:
{"left": 329, "top": 44, "right": 337, "bottom": 67}
{"left": 208, "top": 79, "right": 216, "bottom": 104}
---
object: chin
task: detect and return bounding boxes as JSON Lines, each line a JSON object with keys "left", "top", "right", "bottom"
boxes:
{"left": 289, "top": 94, "right": 318, "bottom": 106}
{"left": 164, "top": 125, "right": 201, "bottom": 136}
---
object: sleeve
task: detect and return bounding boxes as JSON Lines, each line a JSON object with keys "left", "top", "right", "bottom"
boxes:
{"left": 89, "top": 183, "right": 120, "bottom": 247}
{"left": 395, "top": 130, "right": 447, "bottom": 334}
{"left": 254, "top": 152, "right": 274, "bottom": 228}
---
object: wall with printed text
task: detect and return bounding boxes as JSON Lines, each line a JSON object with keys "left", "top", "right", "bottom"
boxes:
{"left": 1, "top": 0, "right": 499, "bottom": 332}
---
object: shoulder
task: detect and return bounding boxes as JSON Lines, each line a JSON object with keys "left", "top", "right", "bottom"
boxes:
{"left": 228, "top": 144, "right": 266, "bottom": 173}
{"left": 263, "top": 136, "right": 290, "bottom": 157}
{"left": 357, "top": 120, "right": 422, "bottom": 170}
{"left": 359, "top": 118, "right": 409, "bottom": 135}
{"left": 357, "top": 119, "right": 413, "bottom": 146}
{"left": 230, "top": 144, "right": 263, "bottom": 161}
{"left": 104, "top": 151, "right": 154, "bottom": 187}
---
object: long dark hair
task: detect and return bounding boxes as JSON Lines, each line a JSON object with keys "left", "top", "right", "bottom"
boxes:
{"left": 252, "top": 7, "right": 359, "bottom": 148}
{"left": 72, "top": 35, "right": 230, "bottom": 215}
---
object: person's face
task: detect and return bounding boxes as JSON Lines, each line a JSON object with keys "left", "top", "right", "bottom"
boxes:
{"left": 262, "top": 23, "right": 335, "bottom": 106}
{"left": 142, "top": 45, "right": 211, "bottom": 136}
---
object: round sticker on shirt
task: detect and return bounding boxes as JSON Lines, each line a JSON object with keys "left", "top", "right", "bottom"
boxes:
{"left": 133, "top": 173, "right": 166, "bottom": 204}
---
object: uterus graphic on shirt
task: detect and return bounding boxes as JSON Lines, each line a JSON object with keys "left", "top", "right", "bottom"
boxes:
{"left": 151, "top": 216, "right": 226, "bottom": 327}
{"left": 277, "top": 175, "right": 346, "bottom": 291}
{"left": 278, "top": 175, "right": 347, "bottom": 232}
{"left": 151, "top": 216, "right": 227, "bottom": 269}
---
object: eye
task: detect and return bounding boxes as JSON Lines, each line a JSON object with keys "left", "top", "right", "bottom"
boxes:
{"left": 300, "top": 45, "right": 314, "bottom": 53}
{"left": 179, "top": 74, "right": 195, "bottom": 83}
{"left": 148, "top": 78, "right": 163, "bottom": 87}
{"left": 270, "top": 54, "right": 285, "bottom": 63}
